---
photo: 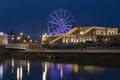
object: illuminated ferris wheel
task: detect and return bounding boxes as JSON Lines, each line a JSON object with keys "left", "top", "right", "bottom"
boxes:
{"left": 47, "top": 9, "right": 75, "bottom": 35}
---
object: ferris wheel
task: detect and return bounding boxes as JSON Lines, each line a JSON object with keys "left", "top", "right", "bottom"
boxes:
{"left": 47, "top": 9, "right": 75, "bottom": 36}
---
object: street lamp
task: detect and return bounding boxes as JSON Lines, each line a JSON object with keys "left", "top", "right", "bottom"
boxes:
{"left": 27, "top": 36, "right": 30, "bottom": 39}
{"left": 17, "top": 37, "right": 21, "bottom": 43}
{"left": 20, "top": 33, "right": 23, "bottom": 36}
{"left": 17, "top": 37, "right": 20, "bottom": 40}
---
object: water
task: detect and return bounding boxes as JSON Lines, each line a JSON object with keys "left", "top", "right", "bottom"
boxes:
{"left": 0, "top": 55, "right": 120, "bottom": 80}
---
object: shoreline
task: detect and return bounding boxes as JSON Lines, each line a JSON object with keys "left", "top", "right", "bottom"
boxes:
{"left": 17, "top": 48, "right": 120, "bottom": 53}
{"left": 1, "top": 48, "right": 120, "bottom": 54}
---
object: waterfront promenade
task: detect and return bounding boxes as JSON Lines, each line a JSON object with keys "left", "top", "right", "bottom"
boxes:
{"left": 1, "top": 44, "right": 120, "bottom": 62}
{"left": 3, "top": 44, "right": 120, "bottom": 53}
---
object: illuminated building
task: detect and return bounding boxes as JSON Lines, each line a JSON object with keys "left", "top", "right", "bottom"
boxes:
{"left": 41, "top": 26, "right": 118, "bottom": 45}
{"left": 0, "top": 32, "right": 8, "bottom": 44}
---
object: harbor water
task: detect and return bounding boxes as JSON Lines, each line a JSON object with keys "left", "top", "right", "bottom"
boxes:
{"left": 0, "top": 53, "right": 120, "bottom": 80}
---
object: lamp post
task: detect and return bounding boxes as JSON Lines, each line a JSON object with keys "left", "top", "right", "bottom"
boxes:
{"left": 27, "top": 35, "right": 30, "bottom": 43}
{"left": 17, "top": 36, "right": 21, "bottom": 43}
{"left": 20, "top": 33, "right": 23, "bottom": 36}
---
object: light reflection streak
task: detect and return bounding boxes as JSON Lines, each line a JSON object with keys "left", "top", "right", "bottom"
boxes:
{"left": 12, "top": 58, "right": 14, "bottom": 73}
{"left": 42, "top": 62, "right": 47, "bottom": 80}
{"left": 0, "top": 65, "right": 3, "bottom": 79}
{"left": 17, "top": 65, "right": 23, "bottom": 80}
{"left": 20, "top": 66, "right": 23, "bottom": 80}
{"left": 27, "top": 60, "right": 30, "bottom": 75}
{"left": 17, "top": 67, "right": 19, "bottom": 80}
{"left": 60, "top": 64, "right": 63, "bottom": 79}
{"left": 83, "top": 65, "right": 106, "bottom": 74}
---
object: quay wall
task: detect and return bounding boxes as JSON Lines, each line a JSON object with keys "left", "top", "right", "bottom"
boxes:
{"left": 0, "top": 45, "right": 9, "bottom": 54}
{"left": 10, "top": 51, "right": 120, "bottom": 64}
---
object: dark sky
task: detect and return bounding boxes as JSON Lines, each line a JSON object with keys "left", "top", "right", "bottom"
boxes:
{"left": 0, "top": 0, "right": 120, "bottom": 39}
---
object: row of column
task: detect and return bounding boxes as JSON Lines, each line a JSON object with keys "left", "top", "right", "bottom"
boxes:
{"left": 62, "top": 35, "right": 98, "bottom": 43}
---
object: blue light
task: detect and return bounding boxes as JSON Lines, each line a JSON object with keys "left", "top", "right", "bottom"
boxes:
{"left": 47, "top": 9, "right": 75, "bottom": 35}
{"left": 0, "top": 65, "right": 3, "bottom": 79}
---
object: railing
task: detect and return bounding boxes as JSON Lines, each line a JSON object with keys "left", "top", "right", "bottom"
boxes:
{"left": 5, "top": 44, "right": 43, "bottom": 51}
{"left": 65, "top": 28, "right": 78, "bottom": 35}
{"left": 49, "top": 28, "right": 78, "bottom": 44}
{"left": 49, "top": 36, "right": 63, "bottom": 45}
{"left": 6, "top": 44, "right": 28, "bottom": 49}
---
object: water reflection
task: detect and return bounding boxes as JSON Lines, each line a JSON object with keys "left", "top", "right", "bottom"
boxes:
{"left": 42, "top": 62, "right": 47, "bottom": 80}
{"left": 27, "top": 60, "right": 30, "bottom": 75}
{"left": 12, "top": 58, "right": 14, "bottom": 73}
{"left": 0, "top": 64, "right": 3, "bottom": 79}
{"left": 1, "top": 56, "right": 120, "bottom": 80}
{"left": 41, "top": 62, "right": 106, "bottom": 80}
{"left": 17, "top": 65, "right": 23, "bottom": 80}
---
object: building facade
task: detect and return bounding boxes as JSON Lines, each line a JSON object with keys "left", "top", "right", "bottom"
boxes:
{"left": 0, "top": 32, "right": 8, "bottom": 44}
{"left": 41, "top": 26, "right": 119, "bottom": 45}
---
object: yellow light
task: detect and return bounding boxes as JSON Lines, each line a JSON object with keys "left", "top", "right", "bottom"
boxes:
{"left": 29, "top": 39, "right": 33, "bottom": 43}
{"left": 80, "top": 31, "right": 83, "bottom": 35}
{"left": 42, "top": 35, "right": 45, "bottom": 38}
{"left": 23, "top": 39, "right": 27, "bottom": 43}
{"left": 42, "top": 33, "right": 48, "bottom": 38}
{"left": 17, "top": 37, "right": 20, "bottom": 40}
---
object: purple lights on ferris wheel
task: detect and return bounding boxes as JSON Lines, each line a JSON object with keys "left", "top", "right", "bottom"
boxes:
{"left": 47, "top": 9, "right": 75, "bottom": 36}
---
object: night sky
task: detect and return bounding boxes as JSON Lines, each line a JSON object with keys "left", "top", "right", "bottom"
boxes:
{"left": 0, "top": 0, "right": 120, "bottom": 39}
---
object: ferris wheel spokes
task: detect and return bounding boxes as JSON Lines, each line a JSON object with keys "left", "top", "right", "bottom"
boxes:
{"left": 49, "top": 26, "right": 57, "bottom": 29}
{"left": 64, "top": 14, "right": 71, "bottom": 23}
{"left": 48, "top": 21, "right": 58, "bottom": 25}
{"left": 47, "top": 9, "right": 75, "bottom": 35}
{"left": 51, "top": 28, "right": 58, "bottom": 35}
{"left": 64, "top": 27, "right": 71, "bottom": 31}
{"left": 65, "top": 20, "right": 73, "bottom": 25}
{"left": 50, "top": 15, "right": 59, "bottom": 23}
{"left": 65, "top": 25, "right": 72, "bottom": 27}
{"left": 55, "top": 11, "right": 60, "bottom": 20}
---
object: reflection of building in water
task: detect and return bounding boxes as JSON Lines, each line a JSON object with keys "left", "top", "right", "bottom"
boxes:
{"left": 27, "top": 60, "right": 30, "bottom": 75}
{"left": 42, "top": 62, "right": 48, "bottom": 80}
{"left": 17, "top": 65, "right": 23, "bottom": 80}
{"left": 12, "top": 58, "right": 14, "bottom": 73}
{"left": 10, "top": 59, "right": 31, "bottom": 80}
{"left": 0, "top": 65, "right": 3, "bottom": 79}
{"left": 84, "top": 65, "right": 105, "bottom": 74}
{"left": 42, "top": 62, "right": 106, "bottom": 80}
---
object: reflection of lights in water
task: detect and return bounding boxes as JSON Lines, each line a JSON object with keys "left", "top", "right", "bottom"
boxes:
{"left": 27, "top": 60, "right": 30, "bottom": 75}
{"left": 42, "top": 62, "right": 47, "bottom": 80}
{"left": 59, "top": 64, "right": 79, "bottom": 73}
{"left": 73, "top": 64, "right": 79, "bottom": 73}
{"left": 0, "top": 65, "right": 3, "bottom": 79}
{"left": 20, "top": 66, "right": 23, "bottom": 80}
{"left": 84, "top": 65, "right": 106, "bottom": 74}
{"left": 60, "top": 64, "right": 63, "bottom": 79}
{"left": 17, "top": 67, "right": 19, "bottom": 80}
{"left": 17, "top": 65, "right": 23, "bottom": 80}
{"left": 12, "top": 58, "right": 14, "bottom": 73}
{"left": 43, "top": 62, "right": 47, "bottom": 80}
